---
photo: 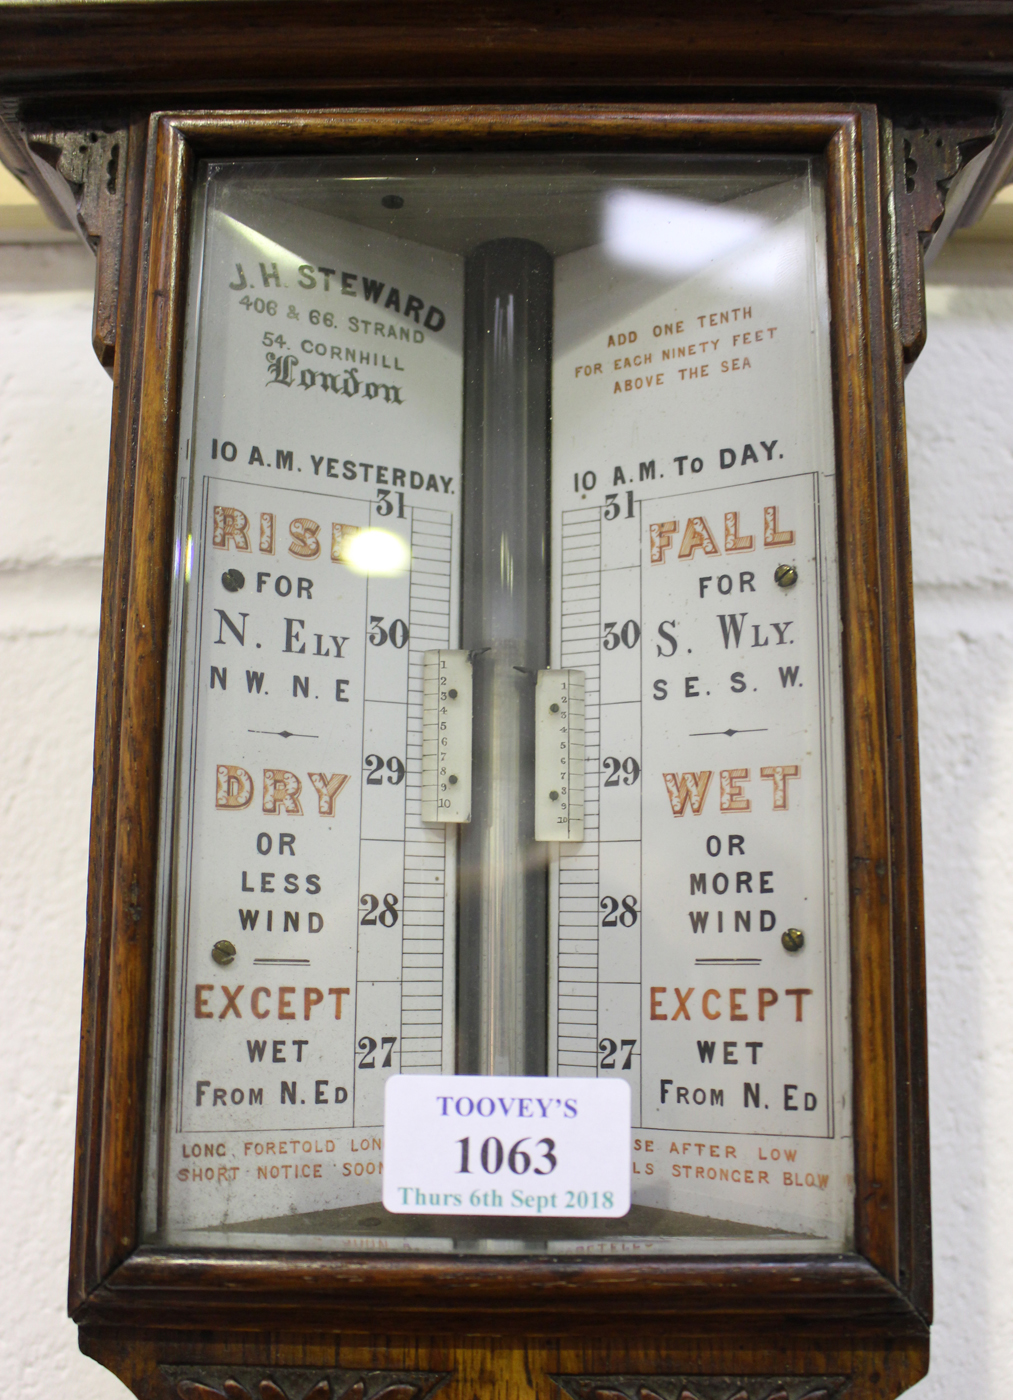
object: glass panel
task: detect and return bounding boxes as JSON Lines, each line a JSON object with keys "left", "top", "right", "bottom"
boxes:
{"left": 143, "top": 153, "right": 852, "bottom": 1255}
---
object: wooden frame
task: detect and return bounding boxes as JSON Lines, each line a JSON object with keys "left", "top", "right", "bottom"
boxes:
{"left": 2, "top": 1, "right": 1013, "bottom": 100}
{"left": 70, "top": 104, "right": 928, "bottom": 1399}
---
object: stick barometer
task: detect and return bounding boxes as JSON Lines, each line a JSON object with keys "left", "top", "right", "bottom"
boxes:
{"left": 2, "top": 4, "right": 1010, "bottom": 1397}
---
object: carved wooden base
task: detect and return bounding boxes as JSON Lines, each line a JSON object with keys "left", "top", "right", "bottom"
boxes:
{"left": 80, "top": 1327, "right": 928, "bottom": 1400}
{"left": 552, "top": 1378, "right": 848, "bottom": 1400}
{"left": 163, "top": 1366, "right": 450, "bottom": 1400}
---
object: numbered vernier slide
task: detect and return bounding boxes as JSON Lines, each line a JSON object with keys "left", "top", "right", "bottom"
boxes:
{"left": 149, "top": 170, "right": 851, "bottom": 1251}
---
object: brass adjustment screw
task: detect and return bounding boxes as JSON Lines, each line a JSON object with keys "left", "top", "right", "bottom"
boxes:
{"left": 212, "top": 939, "right": 237, "bottom": 966}
{"left": 549, "top": 703, "right": 560, "bottom": 713}
{"left": 781, "top": 928, "right": 805, "bottom": 952}
{"left": 221, "top": 568, "right": 245, "bottom": 592}
{"left": 775, "top": 563, "right": 798, "bottom": 589}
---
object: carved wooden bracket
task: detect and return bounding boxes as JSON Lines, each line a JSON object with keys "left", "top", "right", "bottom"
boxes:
{"left": 890, "top": 113, "right": 995, "bottom": 365}
{"left": 161, "top": 1365, "right": 451, "bottom": 1400}
{"left": 550, "top": 1376, "right": 849, "bottom": 1400}
{"left": 24, "top": 123, "right": 128, "bottom": 373}
{"left": 0, "top": 108, "right": 999, "bottom": 381}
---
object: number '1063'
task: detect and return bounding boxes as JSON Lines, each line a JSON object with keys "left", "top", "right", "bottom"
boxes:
{"left": 456, "top": 1136, "right": 557, "bottom": 1175}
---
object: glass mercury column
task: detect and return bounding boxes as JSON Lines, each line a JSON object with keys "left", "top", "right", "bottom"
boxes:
{"left": 458, "top": 238, "right": 553, "bottom": 1076}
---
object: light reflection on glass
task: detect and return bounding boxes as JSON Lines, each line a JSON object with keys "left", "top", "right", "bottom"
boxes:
{"left": 603, "top": 188, "right": 768, "bottom": 277}
{"left": 343, "top": 526, "right": 410, "bottom": 576}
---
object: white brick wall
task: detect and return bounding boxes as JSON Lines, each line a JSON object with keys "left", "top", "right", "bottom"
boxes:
{"left": 0, "top": 243, "right": 124, "bottom": 1396}
{"left": 0, "top": 234, "right": 1009, "bottom": 1398}
{"left": 906, "top": 238, "right": 1013, "bottom": 1399}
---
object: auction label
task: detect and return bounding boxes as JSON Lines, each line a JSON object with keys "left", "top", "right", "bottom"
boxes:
{"left": 383, "top": 1075, "right": 631, "bottom": 1217}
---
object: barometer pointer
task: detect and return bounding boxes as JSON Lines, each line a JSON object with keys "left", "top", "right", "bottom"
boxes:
{"left": 689, "top": 727, "right": 768, "bottom": 737}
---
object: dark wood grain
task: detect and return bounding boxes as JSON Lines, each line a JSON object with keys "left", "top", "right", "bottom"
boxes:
{"left": 822, "top": 110, "right": 899, "bottom": 1283}
{"left": 1, "top": 1, "right": 1013, "bottom": 103}
{"left": 78, "top": 1247, "right": 920, "bottom": 1332}
{"left": 139, "top": 105, "right": 932, "bottom": 155}
{"left": 65, "top": 101, "right": 932, "bottom": 1400}
{"left": 77, "top": 1324, "right": 929, "bottom": 1400}
{"left": 875, "top": 116, "right": 934, "bottom": 1323}
{"left": 94, "top": 112, "right": 192, "bottom": 1288}
{"left": 70, "top": 111, "right": 149, "bottom": 1316}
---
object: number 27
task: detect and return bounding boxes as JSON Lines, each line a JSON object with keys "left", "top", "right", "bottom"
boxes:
{"left": 358, "top": 1035, "right": 397, "bottom": 1069}
{"left": 599, "top": 1037, "right": 637, "bottom": 1070}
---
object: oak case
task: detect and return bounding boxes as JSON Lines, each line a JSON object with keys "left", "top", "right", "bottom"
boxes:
{"left": 71, "top": 105, "right": 926, "bottom": 1400}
